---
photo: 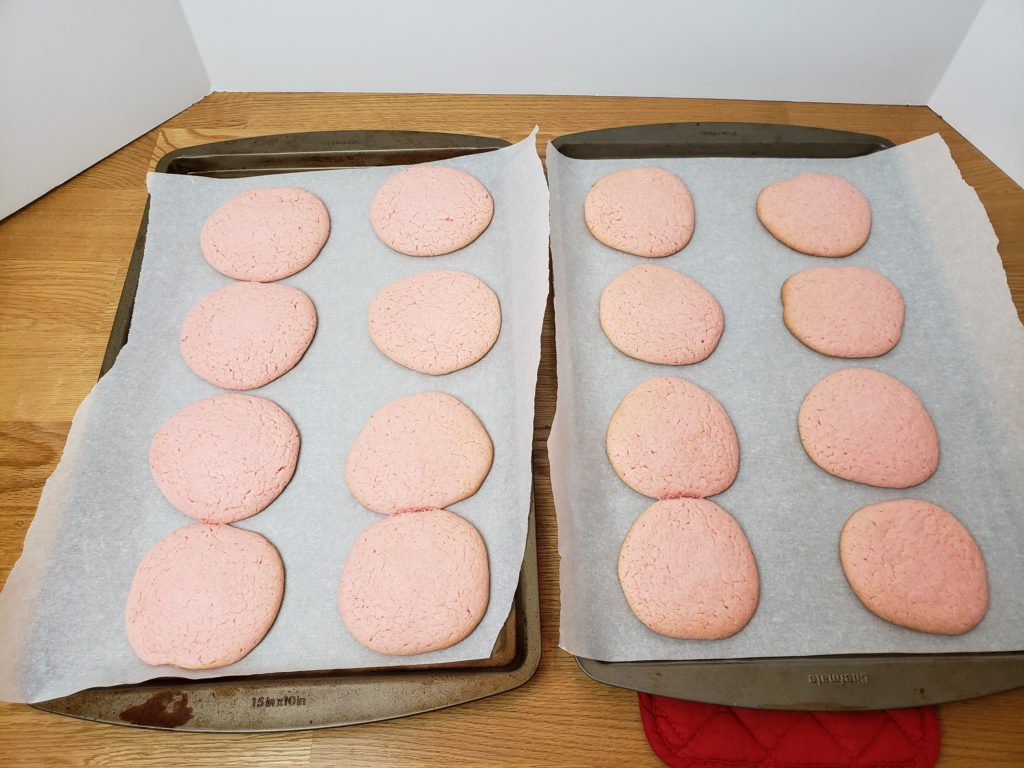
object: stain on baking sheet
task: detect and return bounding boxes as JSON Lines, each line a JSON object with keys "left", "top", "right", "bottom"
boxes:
{"left": 119, "top": 691, "right": 193, "bottom": 727}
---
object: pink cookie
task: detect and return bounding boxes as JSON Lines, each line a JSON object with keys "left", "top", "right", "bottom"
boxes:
{"left": 756, "top": 172, "right": 871, "bottom": 257}
{"left": 799, "top": 368, "right": 939, "bottom": 488}
{"left": 584, "top": 167, "right": 694, "bottom": 257}
{"left": 782, "top": 266, "right": 904, "bottom": 358}
{"left": 200, "top": 188, "right": 330, "bottom": 281}
{"left": 338, "top": 508, "right": 489, "bottom": 655}
{"left": 619, "top": 498, "right": 759, "bottom": 640}
{"left": 368, "top": 269, "right": 501, "bottom": 375}
{"left": 149, "top": 394, "right": 300, "bottom": 524}
{"left": 345, "top": 392, "right": 493, "bottom": 515}
{"left": 599, "top": 264, "right": 724, "bottom": 365}
{"left": 606, "top": 377, "right": 739, "bottom": 499}
{"left": 180, "top": 282, "right": 317, "bottom": 390}
{"left": 370, "top": 165, "right": 493, "bottom": 256}
{"left": 840, "top": 499, "right": 988, "bottom": 635}
{"left": 125, "top": 523, "right": 284, "bottom": 669}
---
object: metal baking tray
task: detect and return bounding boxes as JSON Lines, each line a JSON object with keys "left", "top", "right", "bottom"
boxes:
{"left": 553, "top": 122, "right": 1024, "bottom": 711}
{"left": 32, "top": 131, "right": 541, "bottom": 731}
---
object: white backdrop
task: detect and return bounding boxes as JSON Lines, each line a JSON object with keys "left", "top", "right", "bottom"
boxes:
{"left": 0, "top": 0, "right": 209, "bottom": 219}
{"left": 180, "top": 0, "right": 982, "bottom": 104}
{"left": 931, "top": 0, "right": 1024, "bottom": 187}
{"left": 2, "top": 0, "right": 1021, "bottom": 221}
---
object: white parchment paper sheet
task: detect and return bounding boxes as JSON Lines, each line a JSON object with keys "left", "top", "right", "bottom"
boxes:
{"left": 548, "top": 135, "right": 1024, "bottom": 661}
{"left": 0, "top": 132, "right": 549, "bottom": 703}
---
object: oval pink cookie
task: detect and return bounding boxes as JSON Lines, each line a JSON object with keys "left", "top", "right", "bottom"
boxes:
{"left": 368, "top": 269, "right": 501, "bottom": 375}
{"left": 201, "top": 188, "right": 330, "bottom": 281}
{"left": 840, "top": 499, "right": 988, "bottom": 635}
{"left": 125, "top": 523, "right": 284, "bottom": 669}
{"left": 619, "top": 498, "right": 759, "bottom": 640}
{"left": 345, "top": 392, "right": 493, "bottom": 515}
{"left": 370, "top": 165, "right": 493, "bottom": 256}
{"left": 599, "top": 264, "right": 724, "bottom": 365}
{"left": 180, "top": 281, "right": 317, "bottom": 390}
{"left": 757, "top": 173, "right": 871, "bottom": 257}
{"left": 799, "top": 368, "right": 939, "bottom": 488}
{"left": 584, "top": 167, "right": 694, "bottom": 257}
{"left": 606, "top": 377, "right": 739, "bottom": 499}
{"left": 782, "top": 266, "right": 904, "bottom": 358}
{"left": 338, "top": 508, "right": 489, "bottom": 655}
{"left": 149, "top": 394, "right": 300, "bottom": 524}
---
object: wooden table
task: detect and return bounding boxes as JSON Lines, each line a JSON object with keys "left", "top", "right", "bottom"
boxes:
{"left": 1, "top": 94, "right": 1022, "bottom": 767}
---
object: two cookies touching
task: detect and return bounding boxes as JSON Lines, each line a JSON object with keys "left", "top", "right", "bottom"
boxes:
{"left": 585, "top": 165, "right": 987, "bottom": 641}
{"left": 605, "top": 376, "right": 755, "bottom": 641}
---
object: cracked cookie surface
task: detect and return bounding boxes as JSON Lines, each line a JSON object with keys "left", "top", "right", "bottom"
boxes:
{"left": 149, "top": 394, "right": 300, "bottom": 523}
{"left": 584, "top": 167, "right": 694, "bottom": 257}
{"left": 345, "top": 392, "right": 493, "bottom": 515}
{"left": 798, "top": 368, "right": 939, "bottom": 488}
{"left": 370, "top": 165, "right": 493, "bottom": 256}
{"left": 600, "top": 264, "right": 723, "bottom": 365}
{"left": 618, "top": 498, "right": 759, "bottom": 640}
{"left": 368, "top": 269, "right": 500, "bottom": 375}
{"left": 757, "top": 173, "right": 871, "bottom": 257}
{"left": 201, "top": 187, "right": 329, "bottom": 281}
{"left": 125, "top": 523, "right": 284, "bottom": 669}
{"left": 782, "top": 266, "right": 904, "bottom": 358}
{"left": 840, "top": 499, "right": 987, "bottom": 634}
{"left": 338, "top": 509, "right": 489, "bottom": 655}
{"left": 180, "top": 281, "right": 317, "bottom": 390}
{"left": 606, "top": 377, "right": 739, "bottom": 499}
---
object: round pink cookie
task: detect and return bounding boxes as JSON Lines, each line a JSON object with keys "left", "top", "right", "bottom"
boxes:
{"left": 782, "top": 266, "right": 904, "bottom": 358}
{"left": 200, "top": 187, "right": 330, "bottom": 281}
{"left": 345, "top": 392, "right": 493, "bottom": 515}
{"left": 606, "top": 377, "right": 739, "bottom": 499}
{"left": 798, "top": 368, "right": 939, "bottom": 488}
{"left": 584, "top": 167, "right": 694, "bottom": 257}
{"left": 599, "top": 264, "right": 724, "bottom": 364}
{"left": 619, "top": 498, "right": 759, "bottom": 640}
{"left": 370, "top": 165, "right": 493, "bottom": 256}
{"left": 756, "top": 172, "right": 871, "bottom": 257}
{"left": 368, "top": 269, "right": 501, "bottom": 375}
{"left": 149, "top": 394, "right": 300, "bottom": 523}
{"left": 338, "top": 508, "right": 489, "bottom": 655}
{"left": 180, "top": 281, "right": 317, "bottom": 390}
{"left": 840, "top": 499, "right": 988, "bottom": 635}
{"left": 125, "top": 523, "right": 284, "bottom": 669}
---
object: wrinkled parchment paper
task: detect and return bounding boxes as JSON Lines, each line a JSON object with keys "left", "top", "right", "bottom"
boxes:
{"left": 549, "top": 134, "right": 1024, "bottom": 661}
{"left": 0, "top": 132, "right": 549, "bottom": 702}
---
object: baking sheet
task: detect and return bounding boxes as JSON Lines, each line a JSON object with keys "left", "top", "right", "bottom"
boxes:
{"left": 548, "top": 134, "right": 1024, "bottom": 662}
{"left": 0, "top": 131, "right": 549, "bottom": 703}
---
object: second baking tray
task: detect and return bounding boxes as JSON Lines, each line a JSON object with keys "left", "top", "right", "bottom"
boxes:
{"left": 32, "top": 130, "right": 541, "bottom": 731}
{"left": 552, "top": 122, "right": 1024, "bottom": 711}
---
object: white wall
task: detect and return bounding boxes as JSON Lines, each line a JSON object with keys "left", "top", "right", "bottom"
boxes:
{"left": 930, "top": 0, "right": 1024, "bottom": 187}
{"left": 4, "top": 0, "right": 1019, "bottom": 220}
{"left": 181, "top": 0, "right": 981, "bottom": 105}
{"left": 0, "top": 0, "right": 209, "bottom": 219}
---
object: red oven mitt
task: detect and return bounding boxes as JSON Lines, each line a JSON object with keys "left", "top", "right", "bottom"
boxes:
{"left": 639, "top": 693, "right": 939, "bottom": 768}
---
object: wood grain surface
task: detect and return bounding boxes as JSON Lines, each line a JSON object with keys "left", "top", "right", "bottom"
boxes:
{"left": 1, "top": 93, "right": 1022, "bottom": 767}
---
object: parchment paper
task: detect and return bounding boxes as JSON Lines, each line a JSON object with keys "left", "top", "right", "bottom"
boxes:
{"left": 0, "top": 131, "right": 549, "bottom": 703}
{"left": 548, "top": 134, "right": 1024, "bottom": 661}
